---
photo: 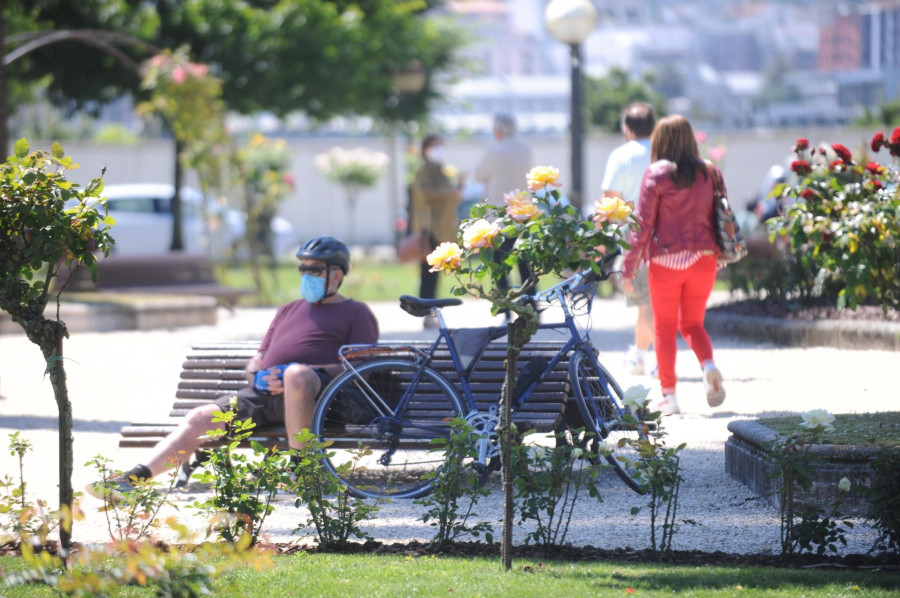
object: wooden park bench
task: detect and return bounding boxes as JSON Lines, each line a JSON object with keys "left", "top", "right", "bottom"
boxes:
{"left": 58, "top": 253, "right": 254, "bottom": 308}
{"left": 118, "top": 338, "right": 575, "bottom": 452}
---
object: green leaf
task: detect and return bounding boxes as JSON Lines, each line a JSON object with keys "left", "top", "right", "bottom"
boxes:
{"left": 13, "top": 138, "right": 29, "bottom": 158}
{"left": 51, "top": 142, "right": 65, "bottom": 159}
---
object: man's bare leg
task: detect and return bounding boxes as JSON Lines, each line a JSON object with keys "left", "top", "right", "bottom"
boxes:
{"left": 635, "top": 304, "right": 655, "bottom": 351}
{"left": 142, "top": 403, "right": 225, "bottom": 477}
{"left": 282, "top": 365, "right": 323, "bottom": 449}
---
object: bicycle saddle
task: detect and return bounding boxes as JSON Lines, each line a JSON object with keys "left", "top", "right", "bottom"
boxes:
{"left": 399, "top": 295, "right": 463, "bottom": 317}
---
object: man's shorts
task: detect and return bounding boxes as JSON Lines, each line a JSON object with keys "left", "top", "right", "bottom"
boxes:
{"left": 623, "top": 264, "right": 650, "bottom": 308}
{"left": 213, "top": 368, "right": 332, "bottom": 427}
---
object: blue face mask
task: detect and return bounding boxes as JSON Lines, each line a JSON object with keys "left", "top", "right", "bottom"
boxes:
{"left": 301, "top": 274, "right": 327, "bottom": 303}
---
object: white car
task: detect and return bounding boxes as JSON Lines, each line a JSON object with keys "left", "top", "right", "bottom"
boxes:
{"left": 93, "top": 183, "right": 296, "bottom": 259}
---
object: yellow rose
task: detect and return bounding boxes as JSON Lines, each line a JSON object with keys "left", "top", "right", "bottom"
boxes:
{"left": 526, "top": 166, "right": 561, "bottom": 191}
{"left": 592, "top": 195, "right": 634, "bottom": 225}
{"left": 504, "top": 190, "right": 540, "bottom": 222}
{"left": 462, "top": 218, "right": 501, "bottom": 250}
{"left": 442, "top": 164, "right": 459, "bottom": 181}
{"left": 427, "top": 242, "right": 463, "bottom": 272}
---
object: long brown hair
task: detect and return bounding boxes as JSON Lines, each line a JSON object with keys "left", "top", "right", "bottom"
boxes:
{"left": 651, "top": 114, "right": 708, "bottom": 188}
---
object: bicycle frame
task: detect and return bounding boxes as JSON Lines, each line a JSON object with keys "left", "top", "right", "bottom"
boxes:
{"left": 335, "top": 267, "right": 621, "bottom": 440}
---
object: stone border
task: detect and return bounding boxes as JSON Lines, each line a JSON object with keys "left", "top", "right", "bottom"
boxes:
{"left": 725, "top": 420, "right": 879, "bottom": 516}
{"left": 0, "top": 295, "right": 217, "bottom": 335}
{"left": 706, "top": 311, "right": 900, "bottom": 351}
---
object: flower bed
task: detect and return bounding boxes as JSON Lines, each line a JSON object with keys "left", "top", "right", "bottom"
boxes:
{"left": 725, "top": 419, "right": 881, "bottom": 517}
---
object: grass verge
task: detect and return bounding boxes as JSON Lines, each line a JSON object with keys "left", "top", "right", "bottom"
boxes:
{"left": 2, "top": 552, "right": 900, "bottom": 597}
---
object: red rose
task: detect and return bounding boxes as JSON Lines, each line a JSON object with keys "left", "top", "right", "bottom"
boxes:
{"left": 800, "top": 188, "right": 816, "bottom": 200}
{"left": 831, "top": 143, "right": 852, "bottom": 162}
{"left": 871, "top": 131, "right": 885, "bottom": 152}
{"left": 891, "top": 126, "right": 900, "bottom": 147}
{"left": 865, "top": 162, "right": 884, "bottom": 176}
{"left": 793, "top": 138, "right": 809, "bottom": 152}
{"left": 868, "top": 179, "right": 884, "bottom": 190}
{"left": 790, "top": 160, "right": 812, "bottom": 176}
{"left": 829, "top": 159, "right": 845, "bottom": 170}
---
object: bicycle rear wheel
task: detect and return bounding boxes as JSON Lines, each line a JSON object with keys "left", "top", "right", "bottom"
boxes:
{"left": 312, "top": 359, "right": 465, "bottom": 499}
{"left": 569, "top": 348, "right": 647, "bottom": 493}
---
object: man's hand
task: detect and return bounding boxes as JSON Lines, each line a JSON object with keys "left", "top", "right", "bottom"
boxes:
{"left": 263, "top": 366, "right": 285, "bottom": 394}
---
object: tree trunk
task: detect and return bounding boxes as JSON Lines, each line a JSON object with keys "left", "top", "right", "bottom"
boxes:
{"left": 500, "top": 342, "right": 518, "bottom": 570}
{"left": 0, "top": 8, "right": 9, "bottom": 158}
{"left": 171, "top": 138, "right": 185, "bottom": 251}
{"left": 31, "top": 322, "right": 73, "bottom": 552}
{"left": 499, "top": 316, "right": 533, "bottom": 570}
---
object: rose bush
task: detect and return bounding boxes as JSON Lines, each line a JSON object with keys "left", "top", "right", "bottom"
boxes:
{"left": 427, "top": 165, "right": 634, "bottom": 317}
{"left": 425, "top": 165, "right": 635, "bottom": 568}
{"left": 768, "top": 130, "right": 900, "bottom": 312}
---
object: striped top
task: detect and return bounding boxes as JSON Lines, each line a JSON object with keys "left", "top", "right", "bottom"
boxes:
{"left": 651, "top": 249, "right": 716, "bottom": 270}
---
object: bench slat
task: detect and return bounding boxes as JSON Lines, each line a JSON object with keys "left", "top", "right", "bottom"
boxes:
{"left": 122, "top": 337, "right": 575, "bottom": 449}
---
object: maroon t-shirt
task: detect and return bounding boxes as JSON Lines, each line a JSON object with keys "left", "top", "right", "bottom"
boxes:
{"left": 258, "top": 298, "right": 379, "bottom": 368}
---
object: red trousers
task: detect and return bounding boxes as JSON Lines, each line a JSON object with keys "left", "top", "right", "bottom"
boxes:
{"left": 648, "top": 255, "right": 718, "bottom": 393}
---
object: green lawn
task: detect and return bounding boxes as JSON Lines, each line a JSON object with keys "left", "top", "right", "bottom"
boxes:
{"left": 2, "top": 552, "right": 899, "bottom": 597}
{"left": 218, "top": 256, "right": 619, "bottom": 306}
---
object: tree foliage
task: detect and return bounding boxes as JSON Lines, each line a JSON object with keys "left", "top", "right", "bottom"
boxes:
{"left": 4, "top": 0, "right": 462, "bottom": 127}
{"left": 0, "top": 139, "right": 115, "bottom": 550}
{"left": 584, "top": 68, "right": 666, "bottom": 134}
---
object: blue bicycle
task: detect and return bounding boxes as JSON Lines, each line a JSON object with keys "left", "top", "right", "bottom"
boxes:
{"left": 311, "top": 259, "right": 648, "bottom": 499}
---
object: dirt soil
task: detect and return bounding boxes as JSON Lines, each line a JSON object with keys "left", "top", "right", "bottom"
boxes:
{"left": 5, "top": 540, "right": 898, "bottom": 570}
{"left": 707, "top": 297, "right": 900, "bottom": 323}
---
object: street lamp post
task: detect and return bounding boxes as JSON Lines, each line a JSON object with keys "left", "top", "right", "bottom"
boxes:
{"left": 545, "top": 0, "right": 598, "bottom": 212}
{"left": 389, "top": 61, "right": 426, "bottom": 249}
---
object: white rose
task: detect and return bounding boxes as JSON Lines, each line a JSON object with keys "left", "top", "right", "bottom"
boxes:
{"left": 838, "top": 477, "right": 851, "bottom": 493}
{"left": 800, "top": 409, "right": 836, "bottom": 433}
{"left": 594, "top": 441, "right": 614, "bottom": 457}
{"left": 570, "top": 447, "right": 584, "bottom": 461}
{"left": 622, "top": 385, "right": 650, "bottom": 411}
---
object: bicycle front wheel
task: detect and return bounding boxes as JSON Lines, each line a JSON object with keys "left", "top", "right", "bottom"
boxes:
{"left": 569, "top": 348, "right": 647, "bottom": 493}
{"left": 312, "top": 359, "right": 465, "bottom": 499}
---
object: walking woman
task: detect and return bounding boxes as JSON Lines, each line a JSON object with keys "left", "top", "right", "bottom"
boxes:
{"left": 409, "top": 133, "right": 461, "bottom": 326}
{"left": 620, "top": 114, "right": 726, "bottom": 415}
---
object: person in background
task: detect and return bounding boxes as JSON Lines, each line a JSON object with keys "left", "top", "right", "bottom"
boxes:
{"left": 87, "top": 236, "right": 379, "bottom": 502}
{"left": 598, "top": 102, "right": 657, "bottom": 376}
{"left": 409, "top": 134, "right": 461, "bottom": 325}
{"left": 620, "top": 115, "right": 726, "bottom": 416}
{"left": 473, "top": 113, "right": 535, "bottom": 294}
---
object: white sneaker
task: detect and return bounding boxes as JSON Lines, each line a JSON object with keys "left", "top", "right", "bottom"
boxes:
{"left": 625, "top": 345, "right": 645, "bottom": 375}
{"left": 705, "top": 367, "right": 726, "bottom": 407}
{"left": 649, "top": 394, "right": 680, "bottom": 416}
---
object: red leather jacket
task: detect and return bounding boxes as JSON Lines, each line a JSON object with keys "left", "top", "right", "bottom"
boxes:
{"left": 621, "top": 160, "right": 722, "bottom": 279}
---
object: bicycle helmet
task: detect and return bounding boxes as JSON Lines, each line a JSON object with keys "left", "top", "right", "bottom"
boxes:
{"left": 296, "top": 236, "right": 351, "bottom": 274}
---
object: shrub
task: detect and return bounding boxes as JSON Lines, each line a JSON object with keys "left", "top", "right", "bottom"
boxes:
{"left": 768, "top": 134, "right": 900, "bottom": 312}
{"left": 512, "top": 430, "right": 604, "bottom": 547}
{"left": 867, "top": 448, "right": 900, "bottom": 556}
{"left": 189, "top": 407, "right": 289, "bottom": 544}
{"left": 414, "top": 418, "right": 494, "bottom": 551}
{"left": 288, "top": 429, "right": 380, "bottom": 550}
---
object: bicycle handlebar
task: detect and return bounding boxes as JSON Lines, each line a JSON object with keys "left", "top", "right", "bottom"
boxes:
{"left": 528, "top": 247, "right": 621, "bottom": 305}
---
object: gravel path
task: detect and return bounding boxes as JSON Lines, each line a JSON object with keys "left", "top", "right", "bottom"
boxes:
{"left": 1, "top": 296, "right": 894, "bottom": 553}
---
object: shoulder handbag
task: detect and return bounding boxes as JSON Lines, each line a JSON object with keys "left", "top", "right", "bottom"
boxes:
{"left": 397, "top": 231, "right": 432, "bottom": 264}
{"left": 710, "top": 166, "right": 748, "bottom": 265}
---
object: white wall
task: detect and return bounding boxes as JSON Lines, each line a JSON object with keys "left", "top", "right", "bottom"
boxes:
{"left": 44, "top": 126, "right": 876, "bottom": 247}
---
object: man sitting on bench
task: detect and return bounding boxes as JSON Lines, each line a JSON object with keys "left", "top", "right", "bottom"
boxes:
{"left": 87, "top": 236, "right": 379, "bottom": 502}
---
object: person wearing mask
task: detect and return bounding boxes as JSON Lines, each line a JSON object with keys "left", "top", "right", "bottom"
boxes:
{"left": 620, "top": 115, "right": 726, "bottom": 415}
{"left": 87, "top": 236, "right": 379, "bottom": 502}
{"left": 409, "top": 134, "right": 462, "bottom": 325}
